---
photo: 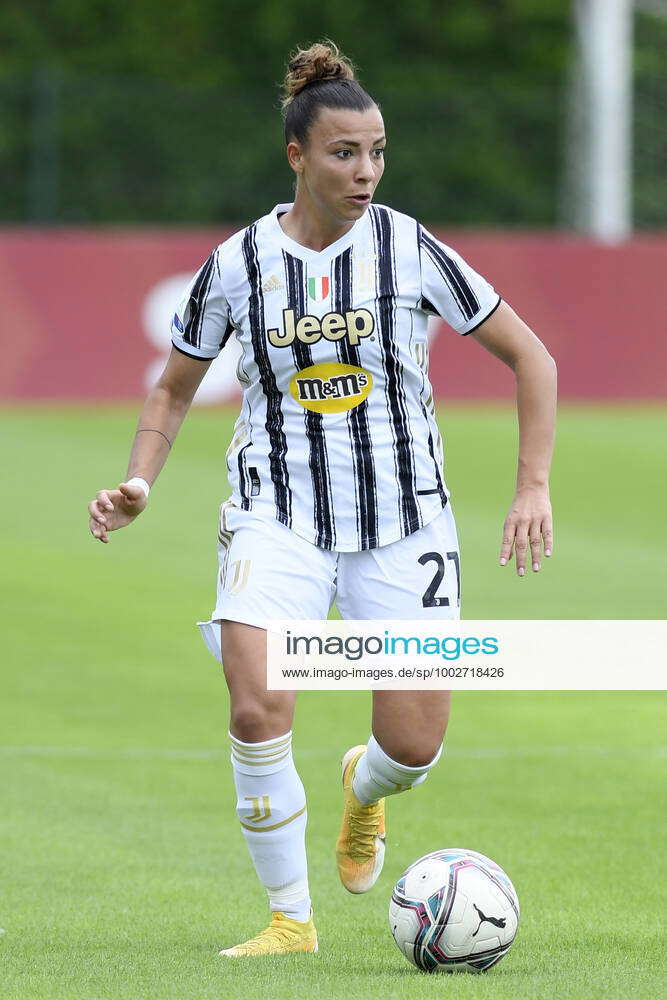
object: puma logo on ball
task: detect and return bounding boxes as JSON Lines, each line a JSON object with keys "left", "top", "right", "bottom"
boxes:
{"left": 471, "top": 903, "right": 507, "bottom": 937}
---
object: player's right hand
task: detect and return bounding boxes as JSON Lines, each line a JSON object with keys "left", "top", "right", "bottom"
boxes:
{"left": 88, "top": 483, "right": 148, "bottom": 543}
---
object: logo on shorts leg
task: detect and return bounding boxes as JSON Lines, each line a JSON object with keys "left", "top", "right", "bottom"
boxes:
{"left": 226, "top": 559, "right": 251, "bottom": 595}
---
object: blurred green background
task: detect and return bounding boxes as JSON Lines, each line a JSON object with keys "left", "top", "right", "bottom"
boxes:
{"left": 2, "top": 0, "right": 666, "bottom": 225}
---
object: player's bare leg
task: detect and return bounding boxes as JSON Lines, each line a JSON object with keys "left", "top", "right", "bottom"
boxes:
{"left": 219, "top": 621, "right": 316, "bottom": 956}
{"left": 336, "top": 691, "right": 450, "bottom": 894}
{"left": 372, "top": 690, "right": 451, "bottom": 766}
{"left": 222, "top": 620, "right": 296, "bottom": 742}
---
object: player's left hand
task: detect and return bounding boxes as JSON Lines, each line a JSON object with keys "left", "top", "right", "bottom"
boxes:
{"left": 499, "top": 486, "right": 552, "bottom": 576}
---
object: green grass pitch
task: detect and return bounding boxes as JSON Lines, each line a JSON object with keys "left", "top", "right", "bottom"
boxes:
{"left": 1, "top": 403, "right": 665, "bottom": 999}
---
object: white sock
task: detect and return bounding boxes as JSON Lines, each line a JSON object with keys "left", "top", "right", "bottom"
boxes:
{"left": 352, "top": 734, "right": 443, "bottom": 805}
{"left": 230, "top": 730, "right": 311, "bottom": 922}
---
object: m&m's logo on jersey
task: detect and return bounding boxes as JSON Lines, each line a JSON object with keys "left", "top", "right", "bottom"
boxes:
{"left": 289, "top": 363, "right": 373, "bottom": 414}
{"left": 308, "top": 276, "right": 329, "bottom": 301}
{"left": 267, "top": 308, "right": 374, "bottom": 348}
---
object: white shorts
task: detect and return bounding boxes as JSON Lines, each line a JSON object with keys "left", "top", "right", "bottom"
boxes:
{"left": 198, "top": 501, "right": 461, "bottom": 663}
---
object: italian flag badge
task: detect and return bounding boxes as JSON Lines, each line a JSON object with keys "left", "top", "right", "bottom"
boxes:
{"left": 308, "top": 275, "right": 330, "bottom": 301}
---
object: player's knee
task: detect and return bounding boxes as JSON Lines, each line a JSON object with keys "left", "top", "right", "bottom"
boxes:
{"left": 381, "top": 739, "right": 443, "bottom": 769}
{"left": 229, "top": 701, "right": 290, "bottom": 743}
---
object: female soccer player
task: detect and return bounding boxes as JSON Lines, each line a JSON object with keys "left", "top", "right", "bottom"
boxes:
{"left": 88, "top": 41, "right": 556, "bottom": 957}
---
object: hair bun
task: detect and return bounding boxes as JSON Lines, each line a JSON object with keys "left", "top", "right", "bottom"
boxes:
{"left": 282, "top": 40, "right": 355, "bottom": 108}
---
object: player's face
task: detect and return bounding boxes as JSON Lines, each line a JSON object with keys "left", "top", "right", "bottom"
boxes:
{"left": 290, "top": 106, "right": 386, "bottom": 225}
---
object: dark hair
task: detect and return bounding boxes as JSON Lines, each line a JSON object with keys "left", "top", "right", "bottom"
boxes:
{"left": 281, "top": 40, "right": 377, "bottom": 145}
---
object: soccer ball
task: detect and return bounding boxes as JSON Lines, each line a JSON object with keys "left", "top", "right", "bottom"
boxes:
{"left": 389, "top": 848, "right": 520, "bottom": 973}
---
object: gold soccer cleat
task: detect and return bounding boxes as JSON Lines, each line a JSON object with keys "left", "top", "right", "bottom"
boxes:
{"left": 335, "top": 744, "right": 386, "bottom": 894}
{"left": 218, "top": 911, "right": 318, "bottom": 957}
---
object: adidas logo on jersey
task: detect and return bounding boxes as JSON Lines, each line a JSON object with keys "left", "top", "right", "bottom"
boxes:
{"left": 262, "top": 274, "right": 285, "bottom": 293}
{"left": 267, "top": 308, "right": 375, "bottom": 348}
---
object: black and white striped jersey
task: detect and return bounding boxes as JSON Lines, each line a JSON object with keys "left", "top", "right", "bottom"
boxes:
{"left": 171, "top": 203, "right": 500, "bottom": 551}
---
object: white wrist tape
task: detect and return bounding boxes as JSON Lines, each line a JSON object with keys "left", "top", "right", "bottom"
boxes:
{"left": 125, "top": 476, "right": 150, "bottom": 498}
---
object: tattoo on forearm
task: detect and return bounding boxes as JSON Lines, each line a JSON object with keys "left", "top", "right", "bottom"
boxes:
{"left": 135, "top": 428, "right": 172, "bottom": 448}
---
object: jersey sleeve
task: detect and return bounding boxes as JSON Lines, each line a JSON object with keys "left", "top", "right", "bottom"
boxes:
{"left": 418, "top": 225, "right": 501, "bottom": 335}
{"left": 170, "top": 249, "right": 234, "bottom": 359}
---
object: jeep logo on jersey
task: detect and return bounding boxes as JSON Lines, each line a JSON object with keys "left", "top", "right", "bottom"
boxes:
{"left": 289, "top": 363, "right": 373, "bottom": 414}
{"left": 267, "top": 308, "right": 374, "bottom": 348}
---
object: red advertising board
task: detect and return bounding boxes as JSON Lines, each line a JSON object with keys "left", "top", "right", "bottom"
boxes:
{"left": 1, "top": 228, "right": 665, "bottom": 401}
